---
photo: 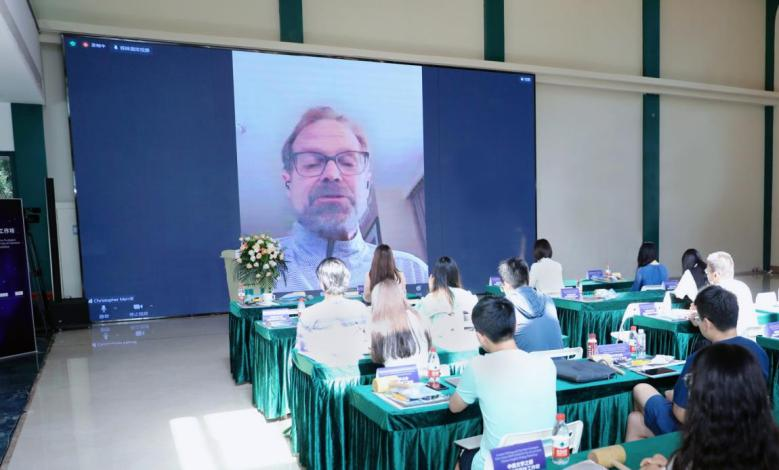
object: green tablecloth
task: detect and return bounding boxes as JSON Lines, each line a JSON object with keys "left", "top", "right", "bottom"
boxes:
{"left": 289, "top": 348, "right": 478, "bottom": 470}
{"left": 630, "top": 316, "right": 702, "bottom": 360}
{"left": 547, "top": 432, "right": 680, "bottom": 468}
{"left": 757, "top": 336, "right": 779, "bottom": 414}
{"left": 347, "top": 364, "right": 682, "bottom": 470}
{"left": 554, "top": 291, "right": 667, "bottom": 350}
{"left": 252, "top": 321, "right": 297, "bottom": 419}
{"left": 755, "top": 308, "right": 779, "bottom": 325}
{"left": 228, "top": 298, "right": 321, "bottom": 384}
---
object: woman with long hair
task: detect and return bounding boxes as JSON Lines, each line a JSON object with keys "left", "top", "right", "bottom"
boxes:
{"left": 631, "top": 241, "right": 668, "bottom": 291}
{"left": 363, "top": 244, "right": 406, "bottom": 303}
{"left": 417, "top": 256, "right": 479, "bottom": 351}
{"left": 681, "top": 248, "right": 708, "bottom": 289}
{"left": 369, "top": 279, "right": 431, "bottom": 370}
{"left": 640, "top": 343, "right": 779, "bottom": 470}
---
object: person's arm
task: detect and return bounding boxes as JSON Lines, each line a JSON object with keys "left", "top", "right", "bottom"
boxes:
{"left": 672, "top": 403, "right": 686, "bottom": 424}
{"left": 449, "top": 392, "right": 468, "bottom": 413}
{"left": 631, "top": 268, "right": 643, "bottom": 291}
{"left": 449, "top": 361, "right": 477, "bottom": 413}
{"left": 363, "top": 272, "right": 372, "bottom": 303}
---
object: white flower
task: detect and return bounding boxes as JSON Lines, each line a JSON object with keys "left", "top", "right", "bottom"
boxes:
{"left": 250, "top": 256, "right": 256, "bottom": 262}
{"left": 248, "top": 249, "right": 255, "bottom": 256}
{"left": 270, "top": 252, "right": 277, "bottom": 259}
{"left": 270, "top": 260, "right": 277, "bottom": 267}
{"left": 254, "top": 262, "right": 259, "bottom": 267}
{"left": 279, "top": 253, "right": 284, "bottom": 260}
{"left": 263, "top": 263, "right": 270, "bottom": 270}
{"left": 256, "top": 273, "right": 261, "bottom": 278}
{"left": 265, "top": 272, "right": 271, "bottom": 277}
{"left": 246, "top": 263, "right": 252, "bottom": 269}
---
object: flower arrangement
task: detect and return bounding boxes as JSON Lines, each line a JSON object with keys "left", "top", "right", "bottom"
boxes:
{"left": 234, "top": 234, "right": 288, "bottom": 293}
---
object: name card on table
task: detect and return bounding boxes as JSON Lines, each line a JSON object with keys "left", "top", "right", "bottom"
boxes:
{"left": 587, "top": 269, "right": 604, "bottom": 280}
{"left": 596, "top": 342, "right": 631, "bottom": 361}
{"left": 262, "top": 308, "right": 298, "bottom": 327}
{"left": 663, "top": 280, "right": 679, "bottom": 291}
{"left": 490, "top": 440, "right": 546, "bottom": 470}
{"left": 489, "top": 276, "right": 502, "bottom": 286}
{"left": 376, "top": 364, "right": 420, "bottom": 383}
{"left": 560, "top": 287, "right": 581, "bottom": 300}
{"left": 765, "top": 322, "right": 779, "bottom": 339}
{"left": 638, "top": 302, "right": 658, "bottom": 316}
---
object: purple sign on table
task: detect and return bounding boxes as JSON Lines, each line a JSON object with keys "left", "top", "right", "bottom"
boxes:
{"left": 489, "top": 276, "right": 502, "bottom": 286}
{"left": 376, "top": 364, "right": 420, "bottom": 383}
{"left": 765, "top": 322, "right": 779, "bottom": 339}
{"left": 490, "top": 439, "right": 546, "bottom": 470}
{"left": 638, "top": 303, "right": 658, "bottom": 316}
{"left": 587, "top": 269, "right": 604, "bottom": 280}
{"left": 596, "top": 342, "right": 631, "bottom": 361}
{"left": 664, "top": 280, "right": 679, "bottom": 291}
{"left": 560, "top": 287, "right": 581, "bottom": 300}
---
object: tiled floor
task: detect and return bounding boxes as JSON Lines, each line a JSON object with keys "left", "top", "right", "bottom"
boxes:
{"left": 2, "top": 315, "right": 299, "bottom": 470}
{"left": 0, "top": 338, "right": 47, "bottom": 466}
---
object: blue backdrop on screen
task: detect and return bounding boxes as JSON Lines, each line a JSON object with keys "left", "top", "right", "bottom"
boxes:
{"left": 423, "top": 67, "right": 536, "bottom": 289}
{"left": 63, "top": 36, "right": 536, "bottom": 321}
{"left": 0, "top": 199, "right": 36, "bottom": 357}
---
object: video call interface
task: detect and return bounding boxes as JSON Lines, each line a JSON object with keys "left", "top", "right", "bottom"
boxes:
{"left": 63, "top": 35, "right": 537, "bottom": 321}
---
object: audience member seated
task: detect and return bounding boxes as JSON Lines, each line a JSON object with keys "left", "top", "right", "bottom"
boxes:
{"left": 625, "top": 286, "right": 768, "bottom": 442}
{"left": 369, "top": 279, "right": 431, "bottom": 370}
{"left": 295, "top": 257, "right": 370, "bottom": 366}
{"left": 631, "top": 242, "right": 668, "bottom": 291}
{"left": 499, "top": 257, "right": 563, "bottom": 352}
{"left": 639, "top": 343, "right": 779, "bottom": 470}
{"left": 681, "top": 248, "right": 707, "bottom": 289}
{"left": 416, "top": 256, "right": 479, "bottom": 351}
{"left": 528, "top": 238, "right": 564, "bottom": 295}
{"left": 705, "top": 250, "right": 757, "bottom": 337}
{"left": 363, "top": 244, "right": 406, "bottom": 304}
{"left": 449, "top": 296, "right": 556, "bottom": 470}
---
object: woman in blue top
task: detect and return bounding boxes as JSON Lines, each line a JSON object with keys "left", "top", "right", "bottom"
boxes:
{"left": 631, "top": 242, "right": 668, "bottom": 291}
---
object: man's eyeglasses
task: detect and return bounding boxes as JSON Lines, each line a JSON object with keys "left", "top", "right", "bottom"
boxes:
{"left": 291, "top": 151, "right": 369, "bottom": 177}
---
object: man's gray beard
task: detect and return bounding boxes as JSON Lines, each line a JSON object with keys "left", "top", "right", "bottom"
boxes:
{"left": 299, "top": 203, "right": 361, "bottom": 240}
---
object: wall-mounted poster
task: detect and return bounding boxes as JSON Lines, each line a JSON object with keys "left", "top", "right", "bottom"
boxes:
{"left": 0, "top": 199, "right": 36, "bottom": 359}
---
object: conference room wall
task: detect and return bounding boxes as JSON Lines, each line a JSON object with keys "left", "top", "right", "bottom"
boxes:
{"left": 660, "top": 97, "right": 764, "bottom": 276}
{"left": 0, "top": 103, "right": 13, "bottom": 151}
{"left": 536, "top": 84, "right": 643, "bottom": 279}
{"left": 660, "top": 0, "right": 764, "bottom": 90}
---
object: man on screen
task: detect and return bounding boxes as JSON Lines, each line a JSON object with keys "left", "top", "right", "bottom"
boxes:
{"left": 276, "top": 106, "right": 427, "bottom": 292}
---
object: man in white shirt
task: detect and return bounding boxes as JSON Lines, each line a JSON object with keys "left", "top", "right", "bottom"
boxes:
{"left": 449, "top": 296, "right": 557, "bottom": 470}
{"left": 295, "top": 257, "right": 370, "bottom": 366}
{"left": 705, "top": 251, "right": 757, "bottom": 337}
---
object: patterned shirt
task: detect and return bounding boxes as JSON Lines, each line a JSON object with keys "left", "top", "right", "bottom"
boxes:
{"left": 274, "top": 222, "right": 428, "bottom": 292}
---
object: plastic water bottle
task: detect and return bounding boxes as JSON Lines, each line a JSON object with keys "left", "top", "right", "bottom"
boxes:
{"left": 587, "top": 333, "right": 598, "bottom": 358}
{"left": 427, "top": 347, "right": 441, "bottom": 388}
{"left": 576, "top": 279, "right": 583, "bottom": 299}
{"left": 237, "top": 284, "right": 246, "bottom": 303}
{"left": 297, "top": 297, "right": 306, "bottom": 315}
{"left": 637, "top": 329, "right": 647, "bottom": 359}
{"left": 628, "top": 325, "right": 638, "bottom": 359}
{"left": 552, "top": 413, "right": 571, "bottom": 465}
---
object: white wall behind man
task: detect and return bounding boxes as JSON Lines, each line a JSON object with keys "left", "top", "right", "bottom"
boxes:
{"left": 0, "top": 102, "right": 13, "bottom": 150}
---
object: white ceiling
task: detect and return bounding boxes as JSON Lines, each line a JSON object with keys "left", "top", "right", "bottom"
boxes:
{"left": 0, "top": 0, "right": 44, "bottom": 104}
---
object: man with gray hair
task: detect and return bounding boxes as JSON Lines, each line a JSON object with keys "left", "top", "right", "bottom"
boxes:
{"left": 498, "top": 257, "right": 563, "bottom": 352}
{"left": 705, "top": 251, "right": 757, "bottom": 337}
{"left": 295, "top": 257, "right": 370, "bottom": 365}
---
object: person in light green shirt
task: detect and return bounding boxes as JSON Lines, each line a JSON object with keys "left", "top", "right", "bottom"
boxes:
{"left": 449, "top": 296, "right": 557, "bottom": 470}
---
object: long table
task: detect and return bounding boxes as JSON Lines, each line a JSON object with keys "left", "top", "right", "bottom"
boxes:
{"left": 485, "top": 279, "right": 635, "bottom": 297}
{"left": 630, "top": 315, "right": 702, "bottom": 360}
{"left": 252, "top": 320, "right": 296, "bottom": 419}
{"left": 547, "top": 432, "right": 680, "bottom": 469}
{"left": 554, "top": 291, "right": 668, "bottom": 350}
{"left": 289, "top": 349, "right": 478, "bottom": 470}
{"left": 228, "top": 300, "right": 309, "bottom": 384}
{"left": 347, "top": 364, "right": 682, "bottom": 470}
